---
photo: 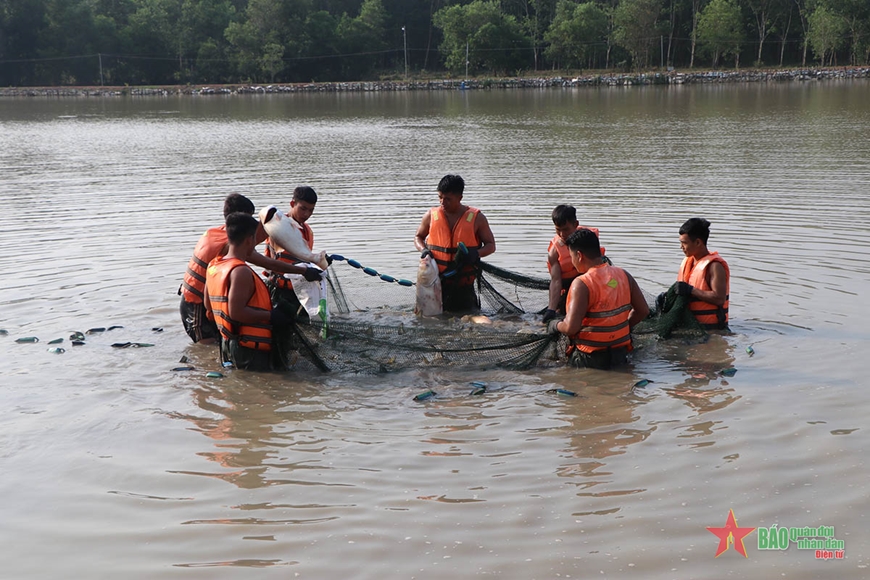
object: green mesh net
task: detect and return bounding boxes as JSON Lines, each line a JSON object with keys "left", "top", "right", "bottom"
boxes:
{"left": 274, "top": 257, "right": 706, "bottom": 373}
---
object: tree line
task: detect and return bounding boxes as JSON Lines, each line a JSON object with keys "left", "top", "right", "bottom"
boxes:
{"left": 0, "top": 0, "right": 867, "bottom": 87}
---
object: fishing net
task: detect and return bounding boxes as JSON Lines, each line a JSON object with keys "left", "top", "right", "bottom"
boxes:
{"left": 276, "top": 257, "right": 705, "bottom": 373}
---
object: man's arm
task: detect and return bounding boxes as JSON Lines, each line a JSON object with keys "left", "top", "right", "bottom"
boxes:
{"left": 625, "top": 272, "right": 650, "bottom": 329}
{"left": 247, "top": 250, "right": 311, "bottom": 275}
{"left": 227, "top": 267, "right": 271, "bottom": 325}
{"left": 203, "top": 283, "right": 214, "bottom": 321}
{"left": 547, "top": 247, "right": 563, "bottom": 311}
{"left": 694, "top": 261, "right": 728, "bottom": 306}
{"left": 557, "top": 278, "right": 587, "bottom": 336}
{"left": 475, "top": 212, "right": 496, "bottom": 258}
{"left": 414, "top": 209, "right": 432, "bottom": 252}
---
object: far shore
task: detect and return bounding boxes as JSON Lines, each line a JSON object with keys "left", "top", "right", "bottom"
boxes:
{"left": 2, "top": 66, "right": 868, "bottom": 97}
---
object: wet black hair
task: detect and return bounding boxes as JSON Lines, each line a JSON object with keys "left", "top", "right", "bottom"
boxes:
{"left": 293, "top": 186, "right": 318, "bottom": 205}
{"left": 225, "top": 212, "right": 259, "bottom": 245}
{"left": 223, "top": 193, "right": 255, "bottom": 218}
{"left": 438, "top": 174, "right": 465, "bottom": 196}
{"left": 552, "top": 204, "right": 577, "bottom": 226}
{"left": 565, "top": 228, "right": 602, "bottom": 260}
{"left": 679, "top": 217, "right": 712, "bottom": 244}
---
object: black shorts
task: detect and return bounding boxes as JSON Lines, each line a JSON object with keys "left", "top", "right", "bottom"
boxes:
{"left": 221, "top": 339, "right": 274, "bottom": 372}
{"left": 441, "top": 282, "right": 479, "bottom": 314}
{"left": 180, "top": 298, "right": 218, "bottom": 343}
{"left": 569, "top": 346, "right": 630, "bottom": 371}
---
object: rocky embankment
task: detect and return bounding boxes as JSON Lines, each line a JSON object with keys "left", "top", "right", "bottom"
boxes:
{"left": 2, "top": 67, "right": 868, "bottom": 97}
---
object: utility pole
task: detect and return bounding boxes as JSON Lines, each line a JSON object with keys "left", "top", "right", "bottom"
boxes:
{"left": 402, "top": 26, "right": 408, "bottom": 80}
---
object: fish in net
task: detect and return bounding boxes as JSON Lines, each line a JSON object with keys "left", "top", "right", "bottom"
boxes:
{"left": 277, "top": 258, "right": 706, "bottom": 373}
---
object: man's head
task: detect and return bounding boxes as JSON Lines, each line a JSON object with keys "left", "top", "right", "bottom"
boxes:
{"left": 223, "top": 193, "right": 255, "bottom": 218}
{"left": 679, "top": 217, "right": 711, "bottom": 258}
{"left": 552, "top": 204, "right": 579, "bottom": 241}
{"left": 566, "top": 228, "right": 602, "bottom": 273}
{"left": 437, "top": 174, "right": 465, "bottom": 213}
{"left": 225, "top": 212, "right": 260, "bottom": 256}
{"left": 290, "top": 186, "right": 317, "bottom": 224}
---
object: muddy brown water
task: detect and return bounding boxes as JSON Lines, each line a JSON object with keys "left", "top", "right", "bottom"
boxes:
{"left": 1, "top": 82, "right": 868, "bottom": 577}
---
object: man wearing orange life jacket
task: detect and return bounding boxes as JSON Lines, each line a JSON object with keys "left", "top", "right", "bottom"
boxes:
{"left": 543, "top": 205, "right": 608, "bottom": 323}
{"left": 548, "top": 228, "right": 649, "bottom": 370}
{"left": 262, "top": 186, "right": 324, "bottom": 322}
{"left": 675, "top": 217, "right": 730, "bottom": 330}
{"left": 414, "top": 174, "right": 496, "bottom": 313}
{"left": 180, "top": 193, "right": 321, "bottom": 343}
{"left": 204, "top": 213, "right": 292, "bottom": 371}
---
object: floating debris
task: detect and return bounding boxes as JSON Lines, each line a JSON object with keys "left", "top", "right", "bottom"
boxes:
{"left": 746, "top": 345, "right": 755, "bottom": 356}
{"left": 205, "top": 371, "right": 224, "bottom": 378}
{"left": 86, "top": 327, "right": 106, "bottom": 334}
{"left": 470, "top": 385, "right": 487, "bottom": 396}
{"left": 47, "top": 338, "right": 64, "bottom": 345}
{"left": 152, "top": 327, "right": 164, "bottom": 333}
{"left": 132, "top": 343, "right": 154, "bottom": 348}
{"left": 413, "top": 389, "right": 437, "bottom": 401}
{"left": 70, "top": 331, "right": 85, "bottom": 341}
{"left": 179, "top": 355, "right": 189, "bottom": 363}
{"left": 0, "top": 329, "right": 8, "bottom": 335}
{"left": 720, "top": 367, "right": 738, "bottom": 377}
{"left": 222, "top": 361, "right": 234, "bottom": 368}
{"left": 547, "top": 388, "right": 577, "bottom": 397}
{"left": 47, "top": 347, "right": 65, "bottom": 354}
{"left": 15, "top": 337, "right": 39, "bottom": 343}
{"left": 172, "top": 366, "right": 196, "bottom": 372}
{"left": 632, "top": 379, "right": 652, "bottom": 388}
{"left": 71, "top": 340, "right": 86, "bottom": 346}
{"left": 111, "top": 342, "right": 132, "bottom": 348}
{"left": 107, "top": 325, "right": 124, "bottom": 331}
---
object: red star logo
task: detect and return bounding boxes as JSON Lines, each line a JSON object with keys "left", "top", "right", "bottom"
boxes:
{"left": 707, "top": 509, "right": 755, "bottom": 557}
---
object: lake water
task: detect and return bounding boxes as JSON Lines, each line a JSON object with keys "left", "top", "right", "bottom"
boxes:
{"left": 1, "top": 82, "right": 869, "bottom": 578}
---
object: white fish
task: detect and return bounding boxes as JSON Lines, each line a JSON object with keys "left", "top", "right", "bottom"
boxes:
{"left": 259, "top": 206, "right": 329, "bottom": 270}
{"left": 414, "top": 254, "right": 442, "bottom": 317}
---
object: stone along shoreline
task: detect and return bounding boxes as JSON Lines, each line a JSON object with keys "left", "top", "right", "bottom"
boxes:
{"left": 2, "top": 67, "right": 868, "bottom": 97}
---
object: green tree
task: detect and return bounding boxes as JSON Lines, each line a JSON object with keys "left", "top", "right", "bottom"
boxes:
{"left": 745, "top": 0, "right": 783, "bottom": 65}
{"left": 122, "top": 0, "right": 182, "bottom": 83}
{"left": 697, "top": 0, "right": 744, "bottom": 67}
{"left": 808, "top": 3, "right": 847, "bottom": 65}
{"left": 688, "top": 0, "right": 710, "bottom": 67}
{"left": 335, "top": 0, "right": 389, "bottom": 79}
{"left": 544, "top": 0, "right": 609, "bottom": 69}
{"left": 613, "top": 0, "right": 664, "bottom": 69}
{"left": 434, "top": 0, "right": 531, "bottom": 75}
{"left": 260, "top": 41, "right": 285, "bottom": 81}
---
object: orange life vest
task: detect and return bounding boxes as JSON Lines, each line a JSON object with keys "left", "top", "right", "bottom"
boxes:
{"left": 547, "top": 235, "right": 579, "bottom": 281}
{"left": 206, "top": 257, "right": 272, "bottom": 351}
{"left": 263, "top": 218, "right": 314, "bottom": 290}
{"left": 566, "top": 263, "right": 633, "bottom": 354}
{"left": 546, "top": 227, "right": 606, "bottom": 281}
{"left": 181, "top": 226, "right": 228, "bottom": 303}
{"left": 425, "top": 207, "right": 480, "bottom": 286}
{"left": 678, "top": 252, "right": 730, "bottom": 330}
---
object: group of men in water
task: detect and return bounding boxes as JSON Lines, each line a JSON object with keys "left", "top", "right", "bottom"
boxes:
{"left": 179, "top": 173, "right": 730, "bottom": 372}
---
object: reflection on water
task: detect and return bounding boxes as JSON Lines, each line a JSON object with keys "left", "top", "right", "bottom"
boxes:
{"left": 1, "top": 83, "right": 869, "bottom": 577}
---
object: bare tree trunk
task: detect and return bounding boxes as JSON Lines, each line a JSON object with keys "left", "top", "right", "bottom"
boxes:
{"left": 689, "top": 0, "right": 701, "bottom": 68}
{"left": 779, "top": 8, "right": 792, "bottom": 66}
{"left": 423, "top": 0, "right": 438, "bottom": 71}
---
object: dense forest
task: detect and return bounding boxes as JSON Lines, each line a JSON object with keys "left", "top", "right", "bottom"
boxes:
{"left": 0, "top": 0, "right": 868, "bottom": 86}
